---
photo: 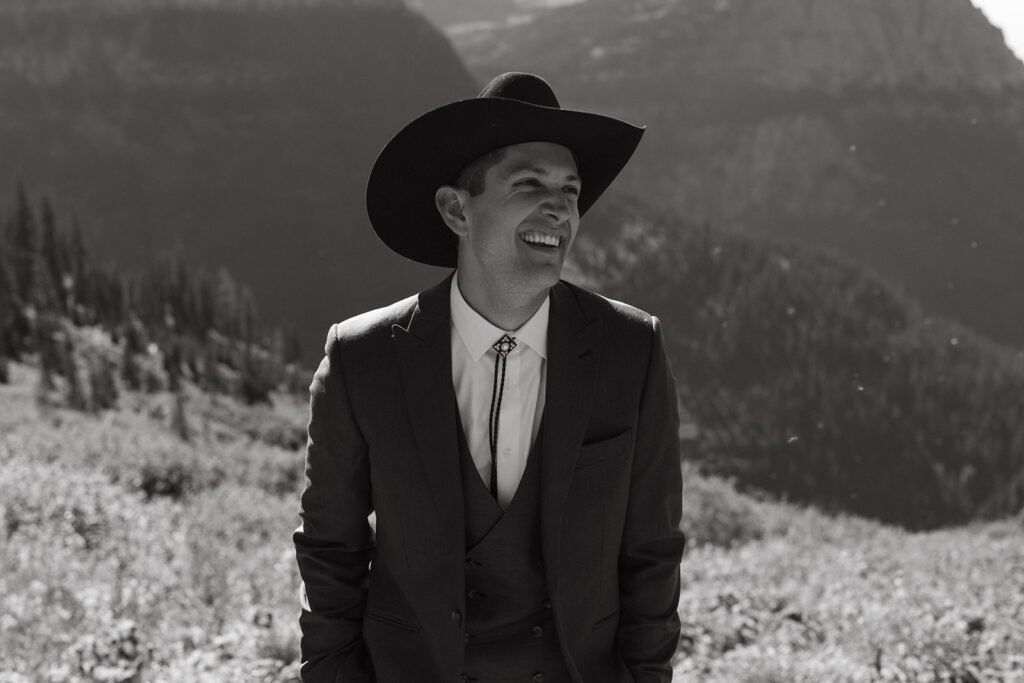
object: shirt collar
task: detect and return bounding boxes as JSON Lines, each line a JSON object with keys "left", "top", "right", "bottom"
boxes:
{"left": 450, "top": 274, "right": 549, "bottom": 362}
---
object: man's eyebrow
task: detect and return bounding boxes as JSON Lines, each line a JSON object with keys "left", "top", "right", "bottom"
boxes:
{"left": 503, "top": 161, "right": 580, "bottom": 183}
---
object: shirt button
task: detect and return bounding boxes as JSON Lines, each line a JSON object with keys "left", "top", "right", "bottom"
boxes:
{"left": 503, "top": 448, "right": 512, "bottom": 456}
{"left": 451, "top": 611, "right": 462, "bottom": 626}
{"left": 532, "top": 625, "right": 544, "bottom": 638}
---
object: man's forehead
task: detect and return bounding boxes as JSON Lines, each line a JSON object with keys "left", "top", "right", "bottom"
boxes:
{"left": 494, "top": 142, "right": 580, "bottom": 179}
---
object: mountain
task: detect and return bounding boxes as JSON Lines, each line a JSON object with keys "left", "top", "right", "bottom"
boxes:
{"left": 0, "top": 0, "right": 475, "bottom": 360}
{"left": 448, "top": 0, "right": 1024, "bottom": 349}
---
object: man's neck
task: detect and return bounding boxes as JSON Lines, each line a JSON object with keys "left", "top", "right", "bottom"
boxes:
{"left": 455, "top": 272, "right": 549, "bottom": 331}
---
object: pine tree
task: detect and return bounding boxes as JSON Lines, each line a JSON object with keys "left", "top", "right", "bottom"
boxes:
{"left": 68, "top": 216, "right": 88, "bottom": 321}
{"left": 120, "top": 338, "right": 141, "bottom": 391}
{"left": 88, "top": 355, "right": 118, "bottom": 411}
{"left": 59, "top": 330, "right": 87, "bottom": 411}
{"left": 39, "top": 197, "right": 64, "bottom": 310}
{"left": 171, "top": 389, "right": 190, "bottom": 442}
{"left": 0, "top": 253, "right": 17, "bottom": 359}
{"left": 214, "top": 268, "right": 240, "bottom": 337}
{"left": 31, "top": 252, "right": 60, "bottom": 313}
{"left": 7, "top": 182, "right": 36, "bottom": 303}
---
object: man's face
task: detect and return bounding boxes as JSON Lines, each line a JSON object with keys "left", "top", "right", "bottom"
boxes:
{"left": 455, "top": 141, "right": 581, "bottom": 295}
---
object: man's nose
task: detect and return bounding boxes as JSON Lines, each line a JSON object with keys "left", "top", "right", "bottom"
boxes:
{"left": 540, "top": 189, "right": 573, "bottom": 223}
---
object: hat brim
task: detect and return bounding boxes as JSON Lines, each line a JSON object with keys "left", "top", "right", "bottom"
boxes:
{"left": 366, "top": 97, "right": 645, "bottom": 268}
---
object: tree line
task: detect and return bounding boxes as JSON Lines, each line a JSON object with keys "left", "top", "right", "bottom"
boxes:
{"left": 0, "top": 182, "right": 305, "bottom": 409}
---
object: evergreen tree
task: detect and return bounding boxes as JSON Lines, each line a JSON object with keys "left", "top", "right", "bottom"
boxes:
{"left": 171, "top": 389, "right": 190, "bottom": 442}
{"left": 60, "top": 330, "right": 87, "bottom": 411}
{"left": 0, "top": 253, "right": 18, "bottom": 359}
{"left": 120, "top": 338, "right": 141, "bottom": 391}
{"left": 31, "top": 252, "right": 60, "bottom": 313}
{"left": 39, "top": 197, "right": 64, "bottom": 309}
{"left": 68, "top": 216, "right": 88, "bottom": 320}
{"left": 7, "top": 182, "right": 36, "bottom": 303}
{"left": 214, "top": 268, "right": 240, "bottom": 337}
{"left": 88, "top": 355, "right": 118, "bottom": 411}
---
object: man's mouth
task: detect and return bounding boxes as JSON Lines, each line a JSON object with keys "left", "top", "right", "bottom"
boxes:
{"left": 519, "top": 231, "right": 563, "bottom": 248}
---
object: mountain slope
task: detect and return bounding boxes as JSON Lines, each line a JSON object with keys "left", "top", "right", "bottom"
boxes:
{"left": 452, "top": 0, "right": 1024, "bottom": 348}
{"left": 0, "top": 0, "right": 475, "bottom": 359}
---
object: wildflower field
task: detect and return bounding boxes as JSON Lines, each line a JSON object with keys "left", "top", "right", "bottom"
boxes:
{"left": 1, "top": 360, "right": 1022, "bottom": 682}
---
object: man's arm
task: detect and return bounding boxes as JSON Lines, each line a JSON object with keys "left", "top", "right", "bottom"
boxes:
{"left": 617, "top": 316, "right": 686, "bottom": 682}
{"left": 293, "top": 323, "right": 376, "bottom": 682}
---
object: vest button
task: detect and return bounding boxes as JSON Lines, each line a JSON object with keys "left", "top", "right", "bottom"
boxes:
{"left": 467, "top": 588, "right": 479, "bottom": 599}
{"left": 542, "top": 600, "right": 552, "bottom": 610}
{"left": 532, "top": 673, "right": 544, "bottom": 683}
{"left": 451, "top": 611, "right": 462, "bottom": 626}
{"left": 532, "top": 625, "right": 544, "bottom": 638}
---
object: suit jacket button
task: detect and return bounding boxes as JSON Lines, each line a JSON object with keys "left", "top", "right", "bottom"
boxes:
{"left": 532, "top": 625, "right": 543, "bottom": 638}
{"left": 532, "top": 673, "right": 544, "bottom": 683}
{"left": 451, "top": 611, "right": 462, "bottom": 626}
{"left": 542, "top": 600, "right": 552, "bottom": 610}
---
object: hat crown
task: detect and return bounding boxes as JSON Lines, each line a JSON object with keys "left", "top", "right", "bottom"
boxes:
{"left": 478, "top": 72, "right": 561, "bottom": 109}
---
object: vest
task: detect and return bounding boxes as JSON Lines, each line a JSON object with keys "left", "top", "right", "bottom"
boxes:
{"left": 456, "top": 415, "right": 573, "bottom": 683}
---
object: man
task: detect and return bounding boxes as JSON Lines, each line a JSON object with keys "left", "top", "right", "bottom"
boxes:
{"left": 294, "top": 72, "right": 685, "bottom": 683}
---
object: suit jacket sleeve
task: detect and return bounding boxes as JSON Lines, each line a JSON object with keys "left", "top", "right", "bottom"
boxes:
{"left": 617, "top": 316, "right": 686, "bottom": 682}
{"left": 293, "top": 323, "right": 376, "bottom": 682}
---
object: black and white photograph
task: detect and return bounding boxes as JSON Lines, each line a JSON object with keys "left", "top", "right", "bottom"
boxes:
{"left": 1, "top": 0, "right": 1023, "bottom": 681}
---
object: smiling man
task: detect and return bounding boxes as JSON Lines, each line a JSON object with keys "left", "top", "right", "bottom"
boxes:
{"left": 293, "top": 72, "right": 685, "bottom": 683}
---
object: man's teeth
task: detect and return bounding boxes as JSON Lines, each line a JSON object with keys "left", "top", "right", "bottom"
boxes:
{"left": 520, "top": 233, "right": 561, "bottom": 247}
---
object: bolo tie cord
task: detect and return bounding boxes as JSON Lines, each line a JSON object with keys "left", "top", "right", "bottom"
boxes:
{"left": 488, "top": 334, "right": 517, "bottom": 499}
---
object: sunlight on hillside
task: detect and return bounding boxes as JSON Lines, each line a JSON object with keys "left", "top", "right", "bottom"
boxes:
{"left": 2, "top": 355, "right": 1022, "bottom": 681}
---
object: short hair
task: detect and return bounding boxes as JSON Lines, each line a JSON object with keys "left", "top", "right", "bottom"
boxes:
{"left": 453, "top": 147, "right": 507, "bottom": 196}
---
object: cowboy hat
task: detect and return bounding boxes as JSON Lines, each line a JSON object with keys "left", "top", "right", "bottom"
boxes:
{"left": 366, "top": 72, "right": 645, "bottom": 268}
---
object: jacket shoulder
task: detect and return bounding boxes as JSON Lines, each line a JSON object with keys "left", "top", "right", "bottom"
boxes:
{"left": 560, "top": 280, "right": 657, "bottom": 331}
{"left": 323, "top": 294, "right": 418, "bottom": 354}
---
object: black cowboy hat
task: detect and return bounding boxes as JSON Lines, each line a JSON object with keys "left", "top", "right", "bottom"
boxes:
{"left": 366, "top": 72, "right": 645, "bottom": 268}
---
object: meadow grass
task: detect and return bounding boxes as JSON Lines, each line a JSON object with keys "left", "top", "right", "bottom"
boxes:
{"left": 1, "top": 360, "right": 1022, "bottom": 681}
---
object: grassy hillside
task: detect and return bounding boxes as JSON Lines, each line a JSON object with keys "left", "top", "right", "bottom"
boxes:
{"left": 2, "top": 355, "right": 1022, "bottom": 681}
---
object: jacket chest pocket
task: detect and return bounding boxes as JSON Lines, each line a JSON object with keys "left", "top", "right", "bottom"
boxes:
{"left": 575, "top": 428, "right": 633, "bottom": 470}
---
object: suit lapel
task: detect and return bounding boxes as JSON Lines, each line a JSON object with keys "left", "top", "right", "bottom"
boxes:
{"left": 541, "top": 281, "right": 601, "bottom": 591}
{"left": 392, "top": 273, "right": 465, "bottom": 590}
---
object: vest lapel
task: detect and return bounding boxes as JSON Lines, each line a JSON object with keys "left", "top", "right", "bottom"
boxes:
{"left": 540, "top": 281, "right": 601, "bottom": 592}
{"left": 392, "top": 274, "right": 465, "bottom": 596}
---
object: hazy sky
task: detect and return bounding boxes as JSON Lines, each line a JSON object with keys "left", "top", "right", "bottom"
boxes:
{"left": 972, "top": 0, "right": 1024, "bottom": 61}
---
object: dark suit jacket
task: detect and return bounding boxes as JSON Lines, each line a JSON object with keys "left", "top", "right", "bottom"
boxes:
{"left": 293, "top": 274, "right": 685, "bottom": 683}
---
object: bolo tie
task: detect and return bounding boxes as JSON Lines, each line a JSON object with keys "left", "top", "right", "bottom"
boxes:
{"left": 488, "top": 334, "right": 518, "bottom": 499}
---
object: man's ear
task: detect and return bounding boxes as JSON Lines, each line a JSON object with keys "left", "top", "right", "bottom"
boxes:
{"left": 435, "top": 186, "right": 469, "bottom": 237}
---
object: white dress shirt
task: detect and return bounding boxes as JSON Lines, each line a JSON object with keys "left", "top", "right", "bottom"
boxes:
{"left": 450, "top": 275, "right": 548, "bottom": 509}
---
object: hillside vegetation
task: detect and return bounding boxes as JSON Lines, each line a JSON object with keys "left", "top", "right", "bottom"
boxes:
{"left": 572, "top": 213, "right": 1024, "bottom": 529}
{"left": 2, "top": 358, "right": 1022, "bottom": 681}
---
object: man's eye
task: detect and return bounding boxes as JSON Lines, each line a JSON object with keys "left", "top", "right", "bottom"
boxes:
{"left": 563, "top": 185, "right": 580, "bottom": 196}
{"left": 516, "top": 178, "right": 542, "bottom": 187}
